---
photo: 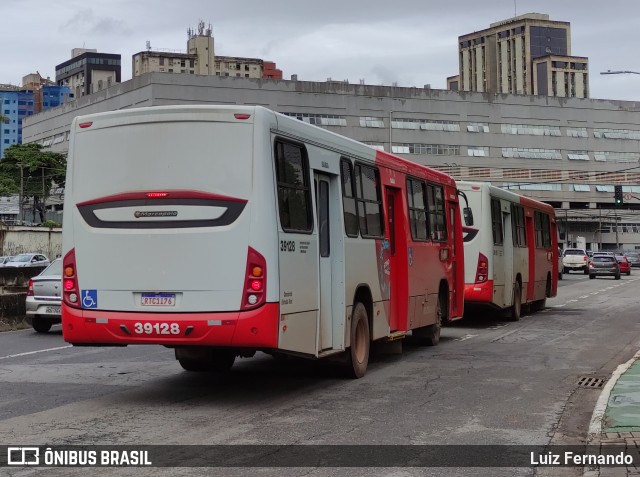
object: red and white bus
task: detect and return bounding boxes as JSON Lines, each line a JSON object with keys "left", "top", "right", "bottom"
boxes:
{"left": 61, "top": 105, "right": 465, "bottom": 378}
{"left": 457, "top": 181, "right": 558, "bottom": 320}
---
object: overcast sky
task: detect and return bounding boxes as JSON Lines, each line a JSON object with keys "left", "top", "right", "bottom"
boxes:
{"left": 4, "top": 0, "right": 640, "bottom": 101}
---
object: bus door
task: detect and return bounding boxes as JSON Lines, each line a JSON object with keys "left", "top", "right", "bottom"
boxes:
{"left": 314, "top": 173, "right": 337, "bottom": 351}
{"left": 385, "top": 187, "right": 407, "bottom": 331}
{"left": 501, "top": 201, "right": 515, "bottom": 307}
{"left": 447, "top": 199, "right": 462, "bottom": 318}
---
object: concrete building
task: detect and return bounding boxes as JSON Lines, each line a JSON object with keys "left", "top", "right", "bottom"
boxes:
{"left": 22, "top": 73, "right": 71, "bottom": 113}
{"left": 55, "top": 48, "right": 121, "bottom": 99}
{"left": 132, "top": 21, "right": 282, "bottom": 80}
{"left": 450, "top": 13, "right": 589, "bottom": 98}
{"left": 0, "top": 85, "right": 34, "bottom": 158}
{"left": 22, "top": 73, "right": 640, "bottom": 250}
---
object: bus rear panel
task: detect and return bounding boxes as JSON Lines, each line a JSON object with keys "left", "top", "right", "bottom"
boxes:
{"left": 62, "top": 107, "right": 280, "bottom": 348}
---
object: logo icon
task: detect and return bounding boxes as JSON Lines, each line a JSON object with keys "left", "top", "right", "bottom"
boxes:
{"left": 8, "top": 447, "right": 40, "bottom": 466}
{"left": 134, "top": 211, "right": 178, "bottom": 218}
{"left": 82, "top": 290, "right": 98, "bottom": 309}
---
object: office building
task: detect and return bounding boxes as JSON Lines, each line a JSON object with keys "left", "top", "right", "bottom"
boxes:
{"left": 0, "top": 85, "right": 34, "bottom": 158}
{"left": 55, "top": 48, "right": 121, "bottom": 99}
{"left": 449, "top": 13, "right": 589, "bottom": 98}
{"left": 22, "top": 74, "right": 640, "bottom": 250}
{"left": 132, "top": 21, "right": 282, "bottom": 80}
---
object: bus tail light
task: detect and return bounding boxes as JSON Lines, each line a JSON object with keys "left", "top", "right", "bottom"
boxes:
{"left": 27, "top": 279, "right": 34, "bottom": 296}
{"left": 241, "top": 247, "right": 266, "bottom": 311}
{"left": 63, "top": 249, "right": 81, "bottom": 308}
{"left": 475, "top": 253, "right": 489, "bottom": 283}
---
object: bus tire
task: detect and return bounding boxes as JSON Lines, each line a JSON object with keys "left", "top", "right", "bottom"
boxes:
{"left": 508, "top": 282, "right": 522, "bottom": 322}
{"left": 344, "top": 302, "right": 370, "bottom": 378}
{"left": 32, "top": 316, "right": 52, "bottom": 333}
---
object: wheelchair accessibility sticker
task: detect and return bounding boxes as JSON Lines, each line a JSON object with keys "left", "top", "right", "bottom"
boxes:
{"left": 82, "top": 290, "right": 98, "bottom": 309}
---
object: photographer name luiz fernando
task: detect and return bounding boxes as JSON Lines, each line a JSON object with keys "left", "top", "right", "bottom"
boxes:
{"left": 531, "top": 451, "right": 633, "bottom": 466}
{"left": 43, "top": 448, "right": 152, "bottom": 466}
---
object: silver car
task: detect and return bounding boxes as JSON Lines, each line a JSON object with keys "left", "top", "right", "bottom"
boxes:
{"left": 26, "top": 258, "right": 62, "bottom": 333}
{"left": 0, "top": 256, "right": 14, "bottom": 267}
{"left": 6, "top": 253, "right": 50, "bottom": 268}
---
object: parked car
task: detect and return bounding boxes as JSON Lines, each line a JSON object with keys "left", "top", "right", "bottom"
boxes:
{"left": 589, "top": 255, "right": 621, "bottom": 280}
{"left": 625, "top": 252, "right": 640, "bottom": 268}
{"left": 4, "top": 253, "right": 50, "bottom": 268}
{"left": 25, "top": 258, "right": 62, "bottom": 333}
{"left": 562, "top": 248, "right": 589, "bottom": 274}
{"left": 615, "top": 255, "right": 631, "bottom": 276}
{"left": 0, "top": 256, "right": 14, "bottom": 267}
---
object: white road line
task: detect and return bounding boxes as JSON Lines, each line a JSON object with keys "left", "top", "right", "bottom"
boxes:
{"left": 0, "top": 345, "right": 72, "bottom": 361}
{"left": 456, "top": 334, "right": 478, "bottom": 342}
{"left": 567, "top": 299, "right": 578, "bottom": 303}
{"left": 551, "top": 304, "right": 567, "bottom": 307}
{"left": 579, "top": 295, "right": 590, "bottom": 299}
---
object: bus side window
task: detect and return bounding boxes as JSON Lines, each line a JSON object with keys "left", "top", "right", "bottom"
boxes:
{"left": 340, "top": 158, "right": 359, "bottom": 237}
{"left": 426, "top": 184, "right": 447, "bottom": 242}
{"left": 534, "top": 211, "right": 551, "bottom": 248}
{"left": 491, "top": 198, "right": 503, "bottom": 245}
{"left": 275, "top": 140, "right": 313, "bottom": 233}
{"left": 406, "top": 178, "right": 428, "bottom": 241}
{"left": 354, "top": 163, "right": 384, "bottom": 238}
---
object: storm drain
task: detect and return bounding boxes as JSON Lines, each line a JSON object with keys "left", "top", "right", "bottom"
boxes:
{"left": 577, "top": 377, "right": 606, "bottom": 389}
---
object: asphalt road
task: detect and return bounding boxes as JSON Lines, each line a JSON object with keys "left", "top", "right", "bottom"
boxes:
{"left": 1, "top": 271, "right": 640, "bottom": 477}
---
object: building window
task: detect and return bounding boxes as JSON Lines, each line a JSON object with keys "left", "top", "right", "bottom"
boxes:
{"left": 159, "top": 58, "right": 165, "bottom": 66}
{"left": 282, "top": 112, "right": 347, "bottom": 127}
{"left": 467, "top": 122, "right": 489, "bottom": 133}
{"left": 359, "top": 117, "right": 385, "bottom": 128}
{"left": 594, "top": 151, "right": 640, "bottom": 163}
{"left": 501, "top": 123, "right": 561, "bottom": 136}
{"left": 392, "top": 118, "right": 460, "bottom": 132}
{"left": 572, "top": 184, "right": 591, "bottom": 192}
{"left": 502, "top": 148, "right": 561, "bottom": 160}
{"left": 567, "top": 151, "right": 590, "bottom": 160}
{"left": 392, "top": 143, "right": 460, "bottom": 156}
{"left": 594, "top": 128, "right": 640, "bottom": 140}
{"left": 467, "top": 146, "right": 489, "bottom": 157}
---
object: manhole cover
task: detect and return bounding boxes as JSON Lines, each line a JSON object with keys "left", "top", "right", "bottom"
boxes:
{"left": 577, "top": 376, "right": 606, "bottom": 388}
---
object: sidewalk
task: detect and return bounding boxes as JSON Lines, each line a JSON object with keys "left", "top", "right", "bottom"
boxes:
{"left": 586, "top": 352, "right": 640, "bottom": 476}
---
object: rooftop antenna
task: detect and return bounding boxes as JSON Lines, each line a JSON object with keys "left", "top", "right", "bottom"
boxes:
{"left": 146, "top": 40, "right": 151, "bottom": 51}
{"left": 514, "top": 0, "right": 517, "bottom": 16}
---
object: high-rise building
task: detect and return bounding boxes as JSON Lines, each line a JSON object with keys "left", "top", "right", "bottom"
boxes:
{"left": 55, "top": 48, "right": 121, "bottom": 99}
{"left": 132, "top": 21, "right": 282, "bottom": 80}
{"left": 22, "top": 73, "right": 71, "bottom": 113}
{"left": 0, "top": 85, "right": 34, "bottom": 158}
{"left": 449, "top": 13, "right": 588, "bottom": 98}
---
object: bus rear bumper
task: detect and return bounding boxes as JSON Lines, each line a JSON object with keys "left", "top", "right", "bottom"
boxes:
{"left": 464, "top": 281, "right": 494, "bottom": 304}
{"left": 61, "top": 303, "right": 280, "bottom": 349}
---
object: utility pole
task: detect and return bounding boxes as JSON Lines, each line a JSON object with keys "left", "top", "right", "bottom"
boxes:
{"left": 42, "top": 167, "right": 45, "bottom": 224}
{"left": 615, "top": 208, "right": 620, "bottom": 250}
{"left": 17, "top": 162, "right": 23, "bottom": 225}
{"left": 598, "top": 208, "right": 602, "bottom": 250}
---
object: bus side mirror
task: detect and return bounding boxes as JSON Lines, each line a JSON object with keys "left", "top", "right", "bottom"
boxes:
{"left": 463, "top": 207, "right": 474, "bottom": 226}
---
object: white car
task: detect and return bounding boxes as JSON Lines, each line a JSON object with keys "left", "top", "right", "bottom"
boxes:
{"left": 4, "top": 253, "right": 50, "bottom": 268}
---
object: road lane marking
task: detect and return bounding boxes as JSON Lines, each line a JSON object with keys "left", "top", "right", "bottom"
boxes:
{"left": 579, "top": 295, "right": 590, "bottom": 299}
{"left": 552, "top": 304, "right": 567, "bottom": 307}
{"left": 456, "top": 334, "right": 478, "bottom": 341}
{"left": 0, "top": 345, "right": 72, "bottom": 361}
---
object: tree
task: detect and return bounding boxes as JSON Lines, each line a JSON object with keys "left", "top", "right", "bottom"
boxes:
{"left": 0, "top": 114, "right": 9, "bottom": 124}
{"left": 0, "top": 143, "right": 66, "bottom": 224}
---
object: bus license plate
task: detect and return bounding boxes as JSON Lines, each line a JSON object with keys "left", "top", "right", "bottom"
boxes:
{"left": 141, "top": 293, "right": 176, "bottom": 306}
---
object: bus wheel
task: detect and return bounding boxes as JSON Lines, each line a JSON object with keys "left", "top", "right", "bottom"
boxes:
{"left": 32, "top": 316, "right": 52, "bottom": 333}
{"left": 508, "top": 282, "right": 522, "bottom": 322}
{"left": 344, "top": 302, "right": 370, "bottom": 378}
{"left": 413, "top": 293, "right": 443, "bottom": 346}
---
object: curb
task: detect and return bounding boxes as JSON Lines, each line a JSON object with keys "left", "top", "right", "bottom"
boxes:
{"left": 587, "top": 349, "right": 640, "bottom": 441}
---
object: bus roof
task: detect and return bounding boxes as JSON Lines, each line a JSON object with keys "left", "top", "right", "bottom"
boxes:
{"left": 457, "top": 180, "right": 555, "bottom": 213}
